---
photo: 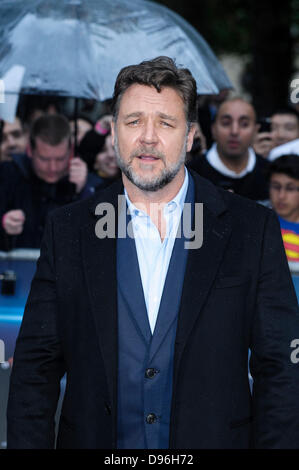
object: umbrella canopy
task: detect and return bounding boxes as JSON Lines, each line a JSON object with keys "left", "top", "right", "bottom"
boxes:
{"left": 0, "top": 0, "right": 232, "bottom": 101}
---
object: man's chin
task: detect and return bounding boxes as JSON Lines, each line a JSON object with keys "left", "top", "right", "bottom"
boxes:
{"left": 42, "top": 176, "right": 61, "bottom": 184}
{"left": 126, "top": 169, "right": 179, "bottom": 192}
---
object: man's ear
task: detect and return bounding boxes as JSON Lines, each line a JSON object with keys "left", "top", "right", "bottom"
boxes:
{"left": 186, "top": 124, "right": 197, "bottom": 152}
{"left": 110, "top": 120, "right": 115, "bottom": 147}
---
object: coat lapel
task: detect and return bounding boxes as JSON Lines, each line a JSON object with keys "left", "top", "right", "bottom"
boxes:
{"left": 80, "top": 180, "right": 122, "bottom": 408}
{"left": 175, "top": 171, "right": 232, "bottom": 355}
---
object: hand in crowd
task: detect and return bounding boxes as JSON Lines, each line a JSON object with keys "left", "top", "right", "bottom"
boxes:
{"left": 253, "top": 131, "right": 273, "bottom": 159}
{"left": 2, "top": 209, "right": 26, "bottom": 235}
{"left": 69, "top": 157, "right": 88, "bottom": 193}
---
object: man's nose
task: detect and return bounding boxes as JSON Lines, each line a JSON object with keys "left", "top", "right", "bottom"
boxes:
{"left": 275, "top": 127, "right": 285, "bottom": 140}
{"left": 230, "top": 121, "right": 239, "bottom": 135}
{"left": 48, "top": 160, "right": 58, "bottom": 172}
{"left": 277, "top": 187, "right": 288, "bottom": 199}
{"left": 140, "top": 120, "right": 158, "bottom": 145}
{"left": 6, "top": 135, "right": 16, "bottom": 147}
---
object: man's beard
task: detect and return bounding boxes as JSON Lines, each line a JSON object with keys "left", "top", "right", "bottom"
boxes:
{"left": 113, "top": 131, "right": 188, "bottom": 192}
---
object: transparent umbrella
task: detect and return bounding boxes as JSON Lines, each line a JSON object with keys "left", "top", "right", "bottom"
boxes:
{"left": 0, "top": 0, "right": 232, "bottom": 101}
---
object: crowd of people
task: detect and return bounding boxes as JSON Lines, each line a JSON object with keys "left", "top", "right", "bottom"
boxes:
{"left": 0, "top": 91, "right": 299, "bottom": 267}
{"left": 0, "top": 99, "right": 121, "bottom": 250}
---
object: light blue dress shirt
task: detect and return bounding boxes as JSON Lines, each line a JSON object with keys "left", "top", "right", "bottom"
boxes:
{"left": 124, "top": 167, "right": 189, "bottom": 334}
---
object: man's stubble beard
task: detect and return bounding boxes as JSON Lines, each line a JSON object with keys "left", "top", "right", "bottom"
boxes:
{"left": 113, "top": 130, "right": 188, "bottom": 192}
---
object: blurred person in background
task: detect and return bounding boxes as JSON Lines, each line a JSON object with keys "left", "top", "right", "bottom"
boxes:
{"left": 93, "top": 133, "right": 120, "bottom": 183}
{"left": 268, "top": 108, "right": 299, "bottom": 161}
{"left": 0, "top": 117, "right": 29, "bottom": 162}
{"left": 197, "top": 89, "right": 230, "bottom": 150}
{"left": 79, "top": 129, "right": 120, "bottom": 187}
{"left": 0, "top": 113, "right": 104, "bottom": 250}
{"left": 271, "top": 108, "right": 299, "bottom": 148}
{"left": 188, "top": 97, "right": 270, "bottom": 201}
{"left": 269, "top": 154, "right": 299, "bottom": 263}
{"left": 78, "top": 113, "right": 120, "bottom": 187}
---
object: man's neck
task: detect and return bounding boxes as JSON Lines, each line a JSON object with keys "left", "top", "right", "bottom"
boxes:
{"left": 217, "top": 146, "right": 250, "bottom": 174}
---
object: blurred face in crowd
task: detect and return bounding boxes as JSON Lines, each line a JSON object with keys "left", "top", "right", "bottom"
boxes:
{"left": 94, "top": 134, "right": 119, "bottom": 178}
{"left": 271, "top": 113, "right": 299, "bottom": 147}
{"left": 111, "top": 84, "right": 195, "bottom": 192}
{"left": 28, "top": 137, "right": 71, "bottom": 183}
{"left": 212, "top": 99, "right": 258, "bottom": 162}
{"left": 270, "top": 173, "right": 299, "bottom": 222}
{"left": 70, "top": 118, "right": 93, "bottom": 145}
{"left": 1, "top": 118, "right": 28, "bottom": 161}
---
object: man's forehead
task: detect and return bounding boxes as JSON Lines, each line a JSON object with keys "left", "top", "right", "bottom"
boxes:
{"left": 271, "top": 113, "right": 299, "bottom": 124}
{"left": 271, "top": 172, "right": 299, "bottom": 183}
{"left": 34, "top": 137, "right": 70, "bottom": 155}
{"left": 217, "top": 100, "right": 256, "bottom": 120}
{"left": 3, "top": 118, "right": 23, "bottom": 133}
{"left": 119, "top": 84, "right": 185, "bottom": 113}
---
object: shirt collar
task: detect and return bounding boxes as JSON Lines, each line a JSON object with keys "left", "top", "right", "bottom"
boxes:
{"left": 124, "top": 166, "right": 189, "bottom": 218}
{"left": 206, "top": 143, "right": 256, "bottom": 178}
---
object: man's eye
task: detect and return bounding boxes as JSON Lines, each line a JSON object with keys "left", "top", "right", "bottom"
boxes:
{"left": 161, "top": 121, "right": 172, "bottom": 127}
{"left": 12, "top": 131, "right": 22, "bottom": 138}
{"left": 127, "top": 120, "right": 139, "bottom": 125}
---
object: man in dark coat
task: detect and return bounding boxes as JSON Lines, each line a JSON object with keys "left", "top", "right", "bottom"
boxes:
{"left": 0, "top": 114, "right": 105, "bottom": 250}
{"left": 6, "top": 57, "right": 299, "bottom": 449}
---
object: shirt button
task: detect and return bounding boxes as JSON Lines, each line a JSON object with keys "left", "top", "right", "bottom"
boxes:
{"left": 146, "top": 413, "right": 157, "bottom": 424}
{"left": 145, "top": 368, "right": 158, "bottom": 379}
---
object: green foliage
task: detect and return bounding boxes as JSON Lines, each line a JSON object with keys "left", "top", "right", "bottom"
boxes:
{"left": 155, "top": 0, "right": 298, "bottom": 53}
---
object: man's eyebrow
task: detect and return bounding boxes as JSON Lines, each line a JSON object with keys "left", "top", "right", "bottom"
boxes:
{"left": 122, "top": 112, "right": 178, "bottom": 121}
{"left": 219, "top": 114, "right": 251, "bottom": 120}
{"left": 158, "top": 113, "right": 177, "bottom": 122}
{"left": 123, "top": 112, "right": 143, "bottom": 120}
{"left": 219, "top": 114, "right": 232, "bottom": 120}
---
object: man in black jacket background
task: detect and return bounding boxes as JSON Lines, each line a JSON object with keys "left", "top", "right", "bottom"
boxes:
{"left": 188, "top": 98, "right": 270, "bottom": 201}
{"left": 0, "top": 114, "right": 104, "bottom": 250}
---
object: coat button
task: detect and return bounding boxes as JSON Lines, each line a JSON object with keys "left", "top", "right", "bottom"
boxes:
{"left": 145, "top": 368, "right": 158, "bottom": 379}
{"left": 146, "top": 413, "right": 157, "bottom": 424}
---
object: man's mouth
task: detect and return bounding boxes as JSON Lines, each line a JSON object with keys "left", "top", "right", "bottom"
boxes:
{"left": 137, "top": 154, "right": 160, "bottom": 161}
{"left": 227, "top": 140, "right": 240, "bottom": 148}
